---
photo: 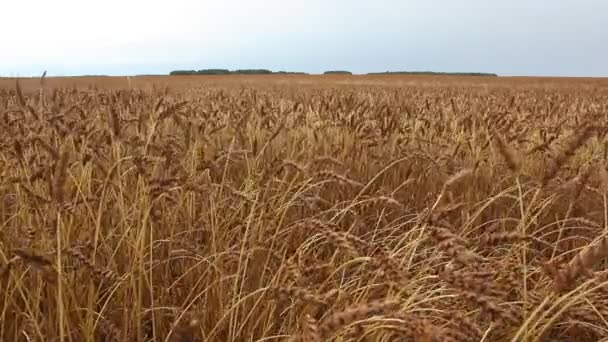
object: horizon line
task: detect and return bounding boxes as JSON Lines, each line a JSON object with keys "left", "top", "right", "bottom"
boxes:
{"left": 4, "top": 74, "right": 608, "bottom": 79}
{"left": 3, "top": 67, "right": 608, "bottom": 79}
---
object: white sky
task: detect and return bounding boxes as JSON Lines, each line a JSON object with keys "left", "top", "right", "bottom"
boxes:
{"left": 1, "top": 0, "right": 607, "bottom": 77}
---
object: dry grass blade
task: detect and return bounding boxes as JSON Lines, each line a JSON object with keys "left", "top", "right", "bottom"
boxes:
{"left": 318, "top": 299, "right": 400, "bottom": 339}
{"left": 289, "top": 314, "right": 321, "bottom": 342}
{"left": 543, "top": 125, "right": 596, "bottom": 185}
{"left": 313, "top": 170, "right": 364, "bottom": 188}
{"left": 551, "top": 236, "right": 608, "bottom": 292}
{"left": 270, "top": 286, "right": 329, "bottom": 307}
{"left": 52, "top": 148, "right": 69, "bottom": 203}
{"left": 493, "top": 131, "right": 520, "bottom": 173}
{"left": 13, "top": 248, "right": 52, "bottom": 268}
{"left": 64, "top": 247, "right": 120, "bottom": 284}
{"left": 479, "top": 231, "right": 530, "bottom": 247}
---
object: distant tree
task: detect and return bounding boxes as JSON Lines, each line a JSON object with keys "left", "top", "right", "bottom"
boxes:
{"left": 170, "top": 70, "right": 198, "bottom": 76}
{"left": 169, "top": 68, "right": 309, "bottom": 76}
{"left": 324, "top": 71, "right": 352, "bottom": 75}
{"left": 197, "top": 69, "right": 231, "bottom": 75}
{"left": 367, "top": 71, "right": 497, "bottom": 77}
{"left": 232, "top": 69, "right": 273, "bottom": 75}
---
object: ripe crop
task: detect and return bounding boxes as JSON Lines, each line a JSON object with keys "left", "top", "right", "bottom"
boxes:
{"left": 0, "top": 75, "right": 608, "bottom": 341}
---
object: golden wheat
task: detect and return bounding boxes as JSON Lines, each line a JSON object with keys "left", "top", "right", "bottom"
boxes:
{"left": 0, "top": 75, "right": 607, "bottom": 341}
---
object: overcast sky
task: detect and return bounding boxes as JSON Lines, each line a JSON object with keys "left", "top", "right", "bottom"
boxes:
{"left": 1, "top": 0, "right": 606, "bottom": 77}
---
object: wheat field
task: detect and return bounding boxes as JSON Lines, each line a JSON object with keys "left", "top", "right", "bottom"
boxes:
{"left": 1, "top": 75, "right": 608, "bottom": 341}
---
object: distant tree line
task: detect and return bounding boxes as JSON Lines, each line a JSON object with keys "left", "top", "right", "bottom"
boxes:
{"left": 169, "top": 69, "right": 497, "bottom": 77}
{"left": 367, "top": 71, "right": 498, "bottom": 77}
{"left": 169, "top": 69, "right": 309, "bottom": 76}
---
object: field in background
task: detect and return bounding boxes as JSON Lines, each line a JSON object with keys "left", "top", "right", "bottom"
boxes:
{"left": 2, "top": 74, "right": 608, "bottom": 92}
{"left": 1, "top": 75, "right": 608, "bottom": 341}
